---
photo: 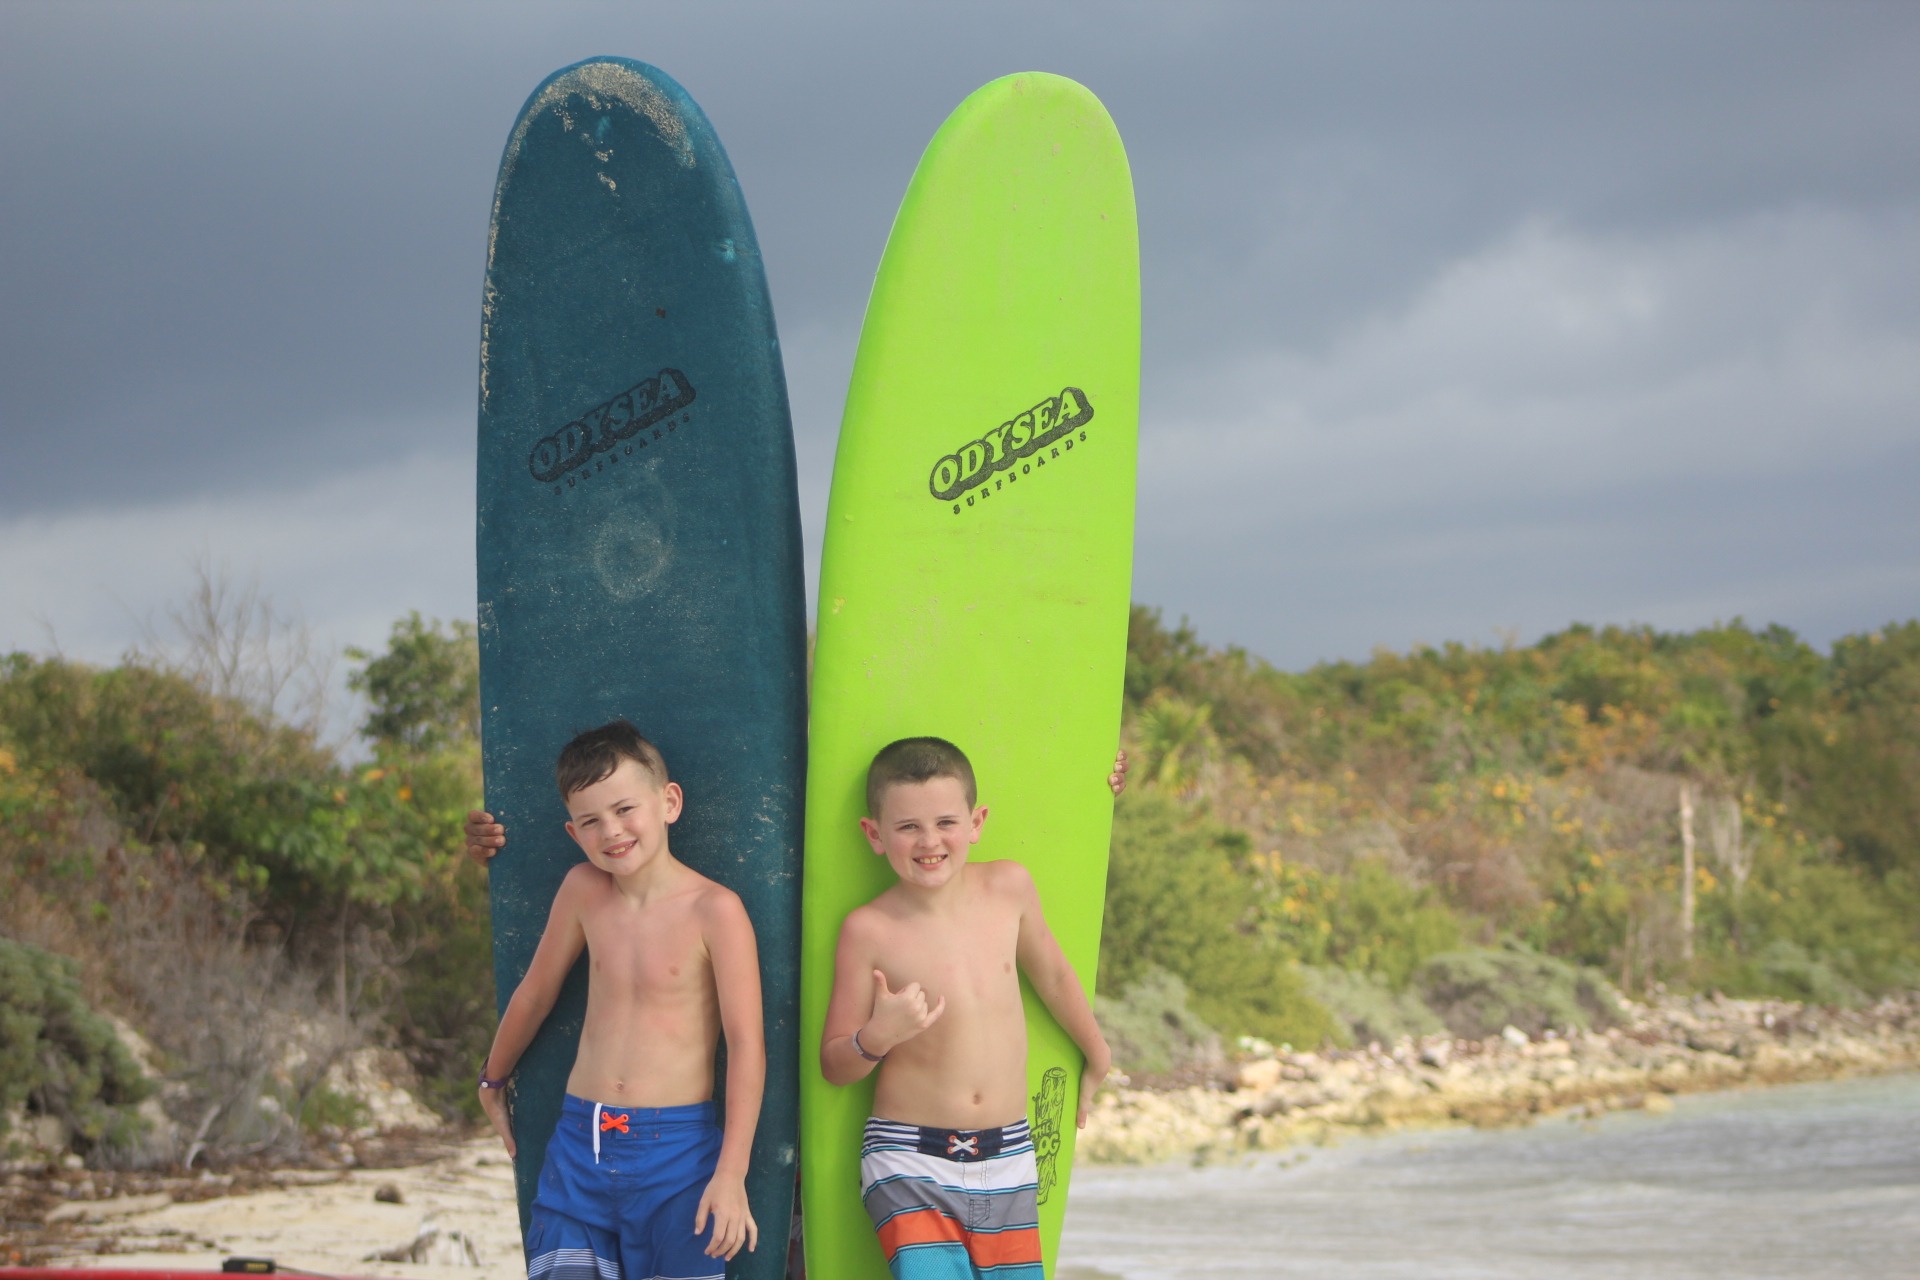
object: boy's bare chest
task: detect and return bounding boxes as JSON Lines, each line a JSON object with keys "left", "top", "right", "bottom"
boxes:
{"left": 580, "top": 899, "right": 709, "bottom": 996}
{"left": 885, "top": 912, "right": 1020, "bottom": 1002}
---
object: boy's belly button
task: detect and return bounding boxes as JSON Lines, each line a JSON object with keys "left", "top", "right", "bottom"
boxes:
{"left": 972, "top": 1092, "right": 982, "bottom": 1105}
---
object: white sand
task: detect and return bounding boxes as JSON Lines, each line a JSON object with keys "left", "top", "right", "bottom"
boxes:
{"left": 43, "top": 1139, "right": 525, "bottom": 1280}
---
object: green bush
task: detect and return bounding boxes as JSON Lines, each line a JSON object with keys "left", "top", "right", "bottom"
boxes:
{"left": 296, "top": 1084, "right": 371, "bottom": 1135}
{"left": 0, "top": 936, "right": 152, "bottom": 1157}
{"left": 1413, "top": 943, "right": 1621, "bottom": 1040}
{"left": 1298, "top": 966, "right": 1444, "bottom": 1046}
{"left": 1677, "top": 818, "right": 1920, "bottom": 1003}
{"left": 2, "top": 625, "right": 492, "bottom": 1125}
{"left": 1254, "top": 858, "right": 1465, "bottom": 989}
{"left": 1747, "top": 940, "right": 1868, "bottom": 1007}
{"left": 1102, "top": 791, "right": 1337, "bottom": 1049}
{"left": 1094, "top": 968, "right": 1222, "bottom": 1077}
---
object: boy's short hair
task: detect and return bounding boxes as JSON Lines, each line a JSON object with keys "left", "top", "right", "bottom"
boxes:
{"left": 556, "top": 719, "right": 669, "bottom": 801}
{"left": 866, "top": 736, "right": 976, "bottom": 816}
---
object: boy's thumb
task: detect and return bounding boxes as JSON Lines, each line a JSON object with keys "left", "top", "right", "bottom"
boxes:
{"left": 872, "top": 969, "right": 891, "bottom": 997}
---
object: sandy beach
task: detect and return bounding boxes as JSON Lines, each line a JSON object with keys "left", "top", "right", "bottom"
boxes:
{"left": 5, "top": 1136, "right": 525, "bottom": 1280}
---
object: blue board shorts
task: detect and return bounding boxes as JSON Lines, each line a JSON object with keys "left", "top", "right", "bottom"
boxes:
{"left": 526, "top": 1095, "right": 723, "bottom": 1280}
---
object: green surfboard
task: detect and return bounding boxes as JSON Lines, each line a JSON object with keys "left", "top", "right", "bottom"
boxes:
{"left": 476, "top": 59, "right": 805, "bottom": 1278}
{"left": 798, "top": 74, "right": 1138, "bottom": 1279}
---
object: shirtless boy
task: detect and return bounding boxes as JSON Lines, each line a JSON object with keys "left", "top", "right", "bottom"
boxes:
{"left": 820, "top": 737, "right": 1115, "bottom": 1280}
{"left": 478, "top": 720, "right": 761, "bottom": 1280}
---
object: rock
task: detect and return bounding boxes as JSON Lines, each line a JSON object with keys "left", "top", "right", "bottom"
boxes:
{"left": 1236, "top": 1058, "right": 1283, "bottom": 1092}
{"left": 374, "top": 1182, "right": 404, "bottom": 1204}
{"left": 325, "top": 1048, "right": 442, "bottom": 1134}
{"left": 1079, "top": 992, "right": 1920, "bottom": 1167}
{"left": 9, "top": 1111, "right": 69, "bottom": 1157}
{"left": 366, "top": 1217, "right": 483, "bottom": 1267}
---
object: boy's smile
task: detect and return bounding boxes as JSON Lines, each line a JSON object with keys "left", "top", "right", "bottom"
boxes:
{"left": 564, "top": 758, "right": 682, "bottom": 880}
{"left": 860, "top": 776, "right": 986, "bottom": 889}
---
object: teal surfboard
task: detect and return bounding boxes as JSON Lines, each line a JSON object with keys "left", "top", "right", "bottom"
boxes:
{"left": 476, "top": 59, "right": 805, "bottom": 1278}
{"left": 798, "top": 74, "right": 1139, "bottom": 1278}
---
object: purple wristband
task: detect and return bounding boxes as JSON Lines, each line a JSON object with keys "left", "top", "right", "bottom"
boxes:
{"left": 478, "top": 1067, "right": 508, "bottom": 1090}
{"left": 851, "top": 1028, "right": 886, "bottom": 1063}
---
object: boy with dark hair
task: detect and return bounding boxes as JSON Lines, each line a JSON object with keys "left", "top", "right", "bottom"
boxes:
{"left": 478, "top": 719, "right": 762, "bottom": 1280}
{"left": 821, "top": 735, "right": 1115, "bottom": 1280}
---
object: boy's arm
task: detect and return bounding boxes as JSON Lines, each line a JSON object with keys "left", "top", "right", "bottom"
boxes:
{"left": 820, "top": 915, "right": 881, "bottom": 1086}
{"left": 820, "top": 912, "right": 946, "bottom": 1085}
{"left": 694, "top": 889, "right": 762, "bottom": 1261}
{"left": 477, "top": 868, "right": 590, "bottom": 1155}
{"left": 1008, "top": 863, "right": 1111, "bottom": 1128}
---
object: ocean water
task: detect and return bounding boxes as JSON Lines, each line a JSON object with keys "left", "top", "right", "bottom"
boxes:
{"left": 1057, "top": 1072, "right": 1920, "bottom": 1279}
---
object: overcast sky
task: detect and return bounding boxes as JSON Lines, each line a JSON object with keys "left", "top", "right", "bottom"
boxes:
{"left": 4, "top": 1, "right": 1917, "bottom": 737}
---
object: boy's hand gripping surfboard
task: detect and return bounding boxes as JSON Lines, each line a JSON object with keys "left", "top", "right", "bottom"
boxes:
{"left": 476, "top": 58, "right": 806, "bottom": 1278}
{"left": 799, "top": 73, "right": 1139, "bottom": 1279}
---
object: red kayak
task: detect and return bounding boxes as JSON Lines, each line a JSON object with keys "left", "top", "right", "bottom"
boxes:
{"left": 3, "top": 1263, "right": 387, "bottom": 1280}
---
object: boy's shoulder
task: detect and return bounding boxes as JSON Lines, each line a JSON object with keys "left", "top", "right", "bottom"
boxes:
{"left": 558, "top": 859, "right": 616, "bottom": 897}
{"left": 840, "top": 890, "right": 900, "bottom": 934}
{"left": 682, "top": 866, "right": 748, "bottom": 918}
{"left": 966, "top": 857, "right": 1035, "bottom": 900}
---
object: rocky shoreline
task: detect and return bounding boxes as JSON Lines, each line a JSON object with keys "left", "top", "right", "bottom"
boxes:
{"left": 6, "top": 994, "right": 1917, "bottom": 1270}
{"left": 1080, "top": 992, "right": 1920, "bottom": 1166}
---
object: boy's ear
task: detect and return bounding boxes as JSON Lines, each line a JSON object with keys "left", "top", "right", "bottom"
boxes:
{"left": 564, "top": 819, "right": 585, "bottom": 851}
{"left": 858, "top": 815, "right": 884, "bottom": 854}
{"left": 662, "top": 781, "right": 684, "bottom": 823}
{"left": 970, "top": 805, "right": 988, "bottom": 843}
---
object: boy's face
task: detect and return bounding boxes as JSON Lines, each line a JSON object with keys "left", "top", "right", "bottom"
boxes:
{"left": 564, "top": 757, "right": 682, "bottom": 878}
{"left": 859, "top": 775, "right": 985, "bottom": 890}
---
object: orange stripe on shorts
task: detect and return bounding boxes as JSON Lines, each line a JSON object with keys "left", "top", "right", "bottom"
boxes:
{"left": 965, "top": 1224, "right": 1043, "bottom": 1269}
{"left": 877, "top": 1207, "right": 966, "bottom": 1256}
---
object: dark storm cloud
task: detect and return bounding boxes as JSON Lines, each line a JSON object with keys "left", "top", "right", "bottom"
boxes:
{"left": 6, "top": 2, "right": 1914, "bottom": 504}
{"left": 2, "top": 0, "right": 1917, "bottom": 674}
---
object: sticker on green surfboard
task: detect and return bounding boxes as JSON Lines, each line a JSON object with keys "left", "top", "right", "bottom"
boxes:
{"left": 799, "top": 73, "right": 1138, "bottom": 1278}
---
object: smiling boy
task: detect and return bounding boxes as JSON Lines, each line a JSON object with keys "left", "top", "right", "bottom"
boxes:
{"left": 820, "top": 736, "right": 1114, "bottom": 1280}
{"left": 478, "top": 720, "right": 762, "bottom": 1280}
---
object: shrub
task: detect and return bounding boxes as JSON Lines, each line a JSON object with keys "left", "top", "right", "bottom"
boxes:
{"left": 1252, "top": 857, "right": 1465, "bottom": 989}
{"left": 1298, "top": 966, "right": 1444, "bottom": 1047}
{"left": 0, "top": 936, "right": 152, "bottom": 1159}
{"left": 1413, "top": 943, "right": 1620, "bottom": 1040}
{"left": 1103, "top": 791, "right": 1337, "bottom": 1049}
{"left": 1095, "top": 968, "right": 1223, "bottom": 1078}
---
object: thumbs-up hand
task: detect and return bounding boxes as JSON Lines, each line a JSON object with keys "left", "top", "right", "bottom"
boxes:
{"left": 863, "top": 969, "right": 947, "bottom": 1056}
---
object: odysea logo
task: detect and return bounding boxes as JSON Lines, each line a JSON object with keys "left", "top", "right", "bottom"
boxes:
{"left": 528, "top": 369, "right": 696, "bottom": 484}
{"left": 929, "top": 387, "right": 1093, "bottom": 503}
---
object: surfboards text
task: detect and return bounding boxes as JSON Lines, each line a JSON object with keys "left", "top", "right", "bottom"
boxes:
{"left": 528, "top": 369, "right": 697, "bottom": 484}
{"left": 928, "top": 387, "right": 1093, "bottom": 502}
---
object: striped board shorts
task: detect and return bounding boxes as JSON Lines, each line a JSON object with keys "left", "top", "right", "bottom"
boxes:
{"left": 860, "top": 1116, "right": 1044, "bottom": 1280}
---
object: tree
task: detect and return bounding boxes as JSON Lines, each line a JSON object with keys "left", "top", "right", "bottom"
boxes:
{"left": 131, "top": 557, "right": 333, "bottom": 737}
{"left": 347, "top": 614, "right": 480, "bottom": 755}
